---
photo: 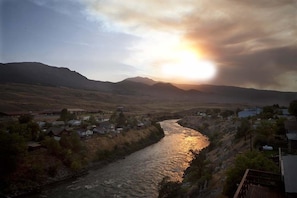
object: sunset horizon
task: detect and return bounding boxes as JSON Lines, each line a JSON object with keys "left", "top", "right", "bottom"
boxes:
{"left": 1, "top": 0, "right": 297, "bottom": 92}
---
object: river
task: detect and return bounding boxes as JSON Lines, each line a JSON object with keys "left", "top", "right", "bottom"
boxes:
{"left": 40, "top": 119, "right": 209, "bottom": 198}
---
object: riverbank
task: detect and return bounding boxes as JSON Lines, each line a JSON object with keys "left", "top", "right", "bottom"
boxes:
{"left": 175, "top": 117, "right": 250, "bottom": 198}
{"left": 2, "top": 123, "right": 165, "bottom": 198}
{"left": 86, "top": 123, "right": 165, "bottom": 168}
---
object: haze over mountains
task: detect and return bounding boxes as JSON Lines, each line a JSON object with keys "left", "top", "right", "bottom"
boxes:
{"left": 1, "top": 62, "right": 297, "bottom": 107}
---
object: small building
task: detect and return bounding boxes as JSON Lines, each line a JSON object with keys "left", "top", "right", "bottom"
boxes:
{"left": 281, "top": 109, "right": 290, "bottom": 116}
{"left": 238, "top": 108, "right": 262, "bottom": 118}
{"left": 77, "top": 129, "right": 93, "bottom": 138}
{"left": 93, "top": 121, "right": 114, "bottom": 134}
{"left": 68, "top": 120, "right": 81, "bottom": 127}
{"left": 85, "top": 129, "right": 93, "bottom": 136}
{"left": 281, "top": 155, "right": 297, "bottom": 197}
{"left": 47, "top": 127, "right": 69, "bottom": 141}
{"left": 52, "top": 121, "right": 65, "bottom": 127}
{"left": 284, "top": 120, "right": 297, "bottom": 151}
{"left": 27, "top": 141, "right": 42, "bottom": 151}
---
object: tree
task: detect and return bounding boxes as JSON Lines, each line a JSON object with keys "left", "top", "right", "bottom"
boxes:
{"left": 289, "top": 100, "right": 297, "bottom": 117}
{"left": 221, "top": 110, "right": 234, "bottom": 118}
{"left": 88, "top": 115, "right": 97, "bottom": 125}
{"left": 60, "top": 108, "right": 68, "bottom": 121}
{"left": 59, "top": 108, "right": 76, "bottom": 122}
{"left": 158, "top": 176, "right": 182, "bottom": 198}
{"left": 223, "top": 151, "right": 278, "bottom": 197}
{"left": 236, "top": 119, "right": 251, "bottom": 140}
{"left": 275, "top": 118, "right": 286, "bottom": 135}
{"left": 259, "top": 106, "right": 275, "bottom": 119}
{"left": 256, "top": 121, "right": 276, "bottom": 137}
{"left": 0, "top": 132, "right": 27, "bottom": 178}
{"left": 18, "top": 114, "right": 33, "bottom": 124}
{"left": 42, "top": 137, "right": 62, "bottom": 156}
{"left": 117, "top": 112, "right": 127, "bottom": 127}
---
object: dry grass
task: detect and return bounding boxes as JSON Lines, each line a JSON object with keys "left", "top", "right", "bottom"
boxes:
{"left": 0, "top": 83, "right": 241, "bottom": 114}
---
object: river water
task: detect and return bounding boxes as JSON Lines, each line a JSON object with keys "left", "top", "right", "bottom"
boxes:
{"left": 41, "top": 120, "right": 209, "bottom": 198}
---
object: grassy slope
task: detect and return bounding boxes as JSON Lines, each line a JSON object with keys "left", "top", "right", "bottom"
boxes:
{"left": 85, "top": 125, "right": 164, "bottom": 162}
{"left": 0, "top": 83, "right": 236, "bottom": 114}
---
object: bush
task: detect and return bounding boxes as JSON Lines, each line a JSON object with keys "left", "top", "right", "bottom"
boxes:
{"left": 158, "top": 176, "right": 182, "bottom": 198}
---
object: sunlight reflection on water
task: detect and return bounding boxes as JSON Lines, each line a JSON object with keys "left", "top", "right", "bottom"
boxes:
{"left": 42, "top": 119, "right": 209, "bottom": 198}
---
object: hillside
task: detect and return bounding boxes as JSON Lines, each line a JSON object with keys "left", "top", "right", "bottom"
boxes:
{"left": 1, "top": 62, "right": 297, "bottom": 112}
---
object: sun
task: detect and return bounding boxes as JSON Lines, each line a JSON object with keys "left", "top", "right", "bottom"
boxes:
{"left": 161, "top": 50, "right": 216, "bottom": 82}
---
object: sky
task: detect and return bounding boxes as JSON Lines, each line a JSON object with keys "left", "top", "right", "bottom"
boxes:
{"left": 1, "top": 0, "right": 297, "bottom": 92}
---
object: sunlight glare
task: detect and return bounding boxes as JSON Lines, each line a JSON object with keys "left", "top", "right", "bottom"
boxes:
{"left": 161, "top": 50, "right": 216, "bottom": 82}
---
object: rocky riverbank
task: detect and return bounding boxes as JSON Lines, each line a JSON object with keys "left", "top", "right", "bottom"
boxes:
{"left": 173, "top": 117, "right": 250, "bottom": 198}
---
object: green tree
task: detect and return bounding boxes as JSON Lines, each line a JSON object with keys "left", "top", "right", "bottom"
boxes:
{"left": 42, "top": 136, "right": 62, "bottom": 156}
{"left": 117, "top": 112, "right": 127, "bottom": 127}
{"left": 18, "top": 114, "right": 33, "bottom": 124}
{"left": 223, "top": 151, "right": 278, "bottom": 197}
{"left": 236, "top": 119, "right": 251, "bottom": 140}
{"left": 0, "top": 132, "right": 27, "bottom": 178}
{"left": 255, "top": 121, "right": 276, "bottom": 144}
{"left": 158, "top": 176, "right": 182, "bottom": 198}
{"left": 289, "top": 100, "right": 297, "bottom": 117}
{"left": 88, "top": 115, "right": 97, "bottom": 125}
{"left": 27, "top": 122, "right": 40, "bottom": 141}
{"left": 59, "top": 108, "right": 76, "bottom": 122}
{"left": 259, "top": 106, "right": 275, "bottom": 119}
{"left": 221, "top": 110, "right": 234, "bottom": 118}
{"left": 275, "top": 118, "right": 286, "bottom": 135}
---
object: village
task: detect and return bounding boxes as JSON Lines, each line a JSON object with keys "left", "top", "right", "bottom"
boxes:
{"left": 1, "top": 101, "right": 297, "bottom": 197}
{"left": 0, "top": 107, "right": 154, "bottom": 151}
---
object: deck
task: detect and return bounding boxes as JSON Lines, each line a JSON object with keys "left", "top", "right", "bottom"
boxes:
{"left": 233, "top": 169, "right": 284, "bottom": 198}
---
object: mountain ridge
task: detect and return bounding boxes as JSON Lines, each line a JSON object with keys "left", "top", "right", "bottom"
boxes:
{"left": 1, "top": 62, "right": 296, "bottom": 106}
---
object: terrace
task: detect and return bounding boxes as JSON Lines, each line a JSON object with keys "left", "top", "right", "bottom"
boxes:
{"left": 233, "top": 169, "right": 284, "bottom": 198}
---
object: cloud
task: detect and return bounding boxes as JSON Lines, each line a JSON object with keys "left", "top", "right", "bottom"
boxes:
{"left": 83, "top": 0, "right": 297, "bottom": 90}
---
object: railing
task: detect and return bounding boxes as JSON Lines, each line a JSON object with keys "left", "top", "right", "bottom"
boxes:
{"left": 233, "top": 169, "right": 250, "bottom": 198}
{"left": 233, "top": 169, "right": 282, "bottom": 198}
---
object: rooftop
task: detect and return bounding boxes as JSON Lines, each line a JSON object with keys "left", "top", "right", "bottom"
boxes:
{"left": 281, "top": 155, "right": 297, "bottom": 194}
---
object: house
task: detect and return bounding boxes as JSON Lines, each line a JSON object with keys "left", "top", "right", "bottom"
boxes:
{"left": 67, "top": 108, "right": 85, "bottom": 115}
{"left": 82, "top": 116, "right": 90, "bottom": 121}
{"left": 281, "top": 109, "right": 290, "bottom": 116}
{"left": 37, "top": 121, "right": 46, "bottom": 128}
{"left": 93, "top": 121, "right": 115, "bottom": 134}
{"left": 85, "top": 129, "right": 93, "bottom": 136}
{"left": 77, "top": 129, "right": 86, "bottom": 138}
{"left": 116, "top": 127, "right": 123, "bottom": 133}
{"left": 284, "top": 120, "right": 297, "bottom": 151}
{"left": 27, "top": 141, "right": 43, "bottom": 151}
{"left": 238, "top": 108, "right": 262, "bottom": 118}
{"left": 77, "top": 129, "right": 93, "bottom": 138}
{"left": 52, "top": 121, "right": 65, "bottom": 127}
{"left": 47, "top": 127, "right": 69, "bottom": 141}
{"left": 137, "top": 122, "right": 145, "bottom": 128}
{"left": 68, "top": 120, "right": 81, "bottom": 127}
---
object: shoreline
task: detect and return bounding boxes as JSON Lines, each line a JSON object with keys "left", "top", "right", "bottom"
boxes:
{"left": 173, "top": 117, "right": 250, "bottom": 197}
{"left": 5, "top": 124, "right": 165, "bottom": 198}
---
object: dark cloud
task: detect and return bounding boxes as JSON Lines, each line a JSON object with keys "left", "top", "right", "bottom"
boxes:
{"left": 213, "top": 46, "right": 297, "bottom": 89}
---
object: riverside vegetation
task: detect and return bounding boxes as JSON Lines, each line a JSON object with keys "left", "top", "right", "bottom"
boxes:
{"left": 0, "top": 110, "right": 165, "bottom": 197}
{"left": 158, "top": 103, "right": 295, "bottom": 198}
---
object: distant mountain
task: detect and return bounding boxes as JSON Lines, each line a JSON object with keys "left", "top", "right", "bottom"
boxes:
{"left": 124, "top": 76, "right": 157, "bottom": 85}
{"left": 0, "top": 62, "right": 113, "bottom": 92}
{"left": 1, "top": 62, "right": 297, "bottom": 105}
